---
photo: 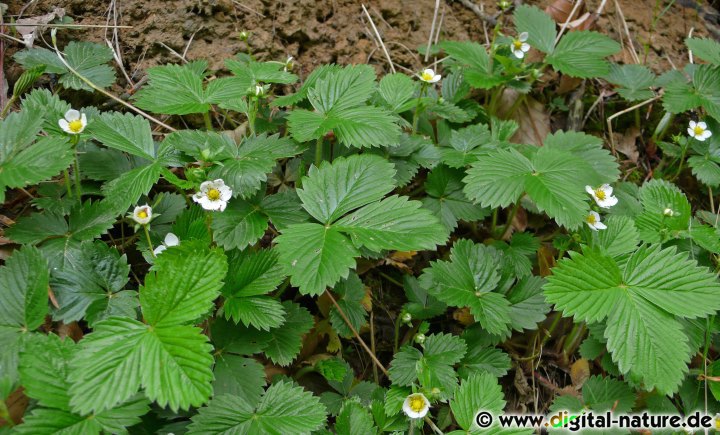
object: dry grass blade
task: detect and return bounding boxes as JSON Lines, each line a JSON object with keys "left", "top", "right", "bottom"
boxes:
{"left": 361, "top": 4, "right": 396, "bottom": 73}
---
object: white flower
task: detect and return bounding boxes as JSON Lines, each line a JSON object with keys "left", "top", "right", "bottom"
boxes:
{"left": 419, "top": 68, "right": 441, "bottom": 84}
{"left": 58, "top": 109, "right": 87, "bottom": 135}
{"left": 153, "top": 232, "right": 180, "bottom": 255}
{"left": 585, "top": 211, "right": 607, "bottom": 231}
{"left": 132, "top": 204, "right": 153, "bottom": 225}
{"left": 511, "top": 32, "right": 531, "bottom": 59}
{"left": 255, "top": 84, "right": 265, "bottom": 96}
{"left": 193, "top": 179, "right": 232, "bottom": 211}
{"left": 402, "top": 393, "right": 430, "bottom": 419}
{"left": 284, "top": 55, "right": 294, "bottom": 72}
{"left": 585, "top": 184, "right": 618, "bottom": 208}
{"left": 688, "top": 120, "right": 712, "bottom": 141}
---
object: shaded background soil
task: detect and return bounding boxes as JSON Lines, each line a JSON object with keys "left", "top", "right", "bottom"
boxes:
{"left": 3, "top": 0, "right": 720, "bottom": 87}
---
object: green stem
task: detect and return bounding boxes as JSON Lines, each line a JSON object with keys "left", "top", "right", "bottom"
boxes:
{"left": 411, "top": 83, "right": 428, "bottom": 134}
{"left": 315, "top": 136, "right": 324, "bottom": 167}
{"left": 63, "top": 169, "right": 73, "bottom": 199}
{"left": 203, "top": 111, "right": 213, "bottom": 131}
{"left": 143, "top": 225, "right": 156, "bottom": 258}
{"left": 0, "top": 95, "right": 17, "bottom": 119}
{"left": 73, "top": 147, "right": 82, "bottom": 200}
{"left": 490, "top": 208, "right": 498, "bottom": 234}
{"left": 672, "top": 146, "right": 688, "bottom": 181}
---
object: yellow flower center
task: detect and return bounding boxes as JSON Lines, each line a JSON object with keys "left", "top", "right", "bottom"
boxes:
{"left": 207, "top": 188, "right": 221, "bottom": 201}
{"left": 513, "top": 40, "right": 523, "bottom": 50}
{"left": 594, "top": 189, "right": 606, "bottom": 200}
{"left": 586, "top": 214, "right": 597, "bottom": 224}
{"left": 409, "top": 395, "right": 425, "bottom": 413}
{"left": 68, "top": 119, "right": 84, "bottom": 133}
{"left": 694, "top": 126, "right": 705, "bottom": 136}
{"left": 137, "top": 210, "right": 148, "bottom": 219}
{"left": 422, "top": 72, "right": 433, "bottom": 81}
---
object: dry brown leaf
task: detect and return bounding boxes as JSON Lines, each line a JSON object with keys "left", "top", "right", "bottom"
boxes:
{"left": 452, "top": 307, "right": 475, "bottom": 326}
{"left": 570, "top": 358, "right": 590, "bottom": 388}
{"left": 1, "top": 388, "right": 28, "bottom": 426}
{"left": 383, "top": 250, "right": 417, "bottom": 271}
{"left": 14, "top": 8, "right": 65, "bottom": 48}
{"left": 497, "top": 89, "right": 551, "bottom": 146}
{"left": 545, "top": 0, "right": 583, "bottom": 24}
{"left": 614, "top": 127, "right": 640, "bottom": 163}
{"left": 538, "top": 245, "right": 557, "bottom": 277}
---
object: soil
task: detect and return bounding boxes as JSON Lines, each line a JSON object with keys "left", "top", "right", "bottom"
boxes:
{"left": 3, "top": 0, "right": 719, "bottom": 87}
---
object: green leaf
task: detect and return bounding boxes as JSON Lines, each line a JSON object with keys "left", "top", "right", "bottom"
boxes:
{"left": 334, "top": 195, "right": 449, "bottom": 252}
{"left": 297, "top": 155, "right": 396, "bottom": 224}
{"left": 514, "top": 5, "right": 557, "bottom": 54}
{"left": 213, "top": 355, "right": 267, "bottom": 405}
{"left": 273, "top": 65, "right": 343, "bottom": 107}
{"left": 693, "top": 65, "right": 720, "bottom": 121}
{"left": 687, "top": 37, "right": 720, "bottom": 65}
{"left": 378, "top": 73, "right": 417, "bottom": 112}
{"left": 19, "top": 333, "right": 75, "bottom": 410}
{"left": 420, "top": 240, "right": 510, "bottom": 335}
{"left": 336, "top": 401, "right": 377, "bottom": 435}
{"left": 222, "top": 249, "right": 287, "bottom": 330}
{"left": 261, "top": 301, "right": 314, "bottom": 366}
{"left": 50, "top": 241, "right": 133, "bottom": 325}
{"left": 188, "top": 382, "right": 327, "bottom": 434}
{"left": 492, "top": 232, "right": 540, "bottom": 278}
{"left": 140, "top": 242, "right": 227, "bottom": 326}
{"left": 69, "top": 317, "right": 214, "bottom": 413}
{"left": 15, "top": 41, "right": 116, "bottom": 91}
{"left": 329, "top": 273, "right": 368, "bottom": 338}
{"left": 581, "top": 375, "right": 635, "bottom": 412}
{"left": 402, "top": 275, "right": 447, "bottom": 320}
{"left": 547, "top": 31, "right": 621, "bottom": 78}
{"left": 211, "top": 199, "right": 269, "bottom": 250}
{"left": 451, "top": 373, "right": 507, "bottom": 431}
{"left": 102, "top": 161, "right": 163, "bottom": 210}
{"left": 542, "top": 130, "right": 620, "bottom": 186}
{"left": 506, "top": 275, "right": 549, "bottom": 332}
{"left": 545, "top": 245, "right": 720, "bottom": 394}
{"left": 662, "top": 72, "right": 702, "bottom": 114}
{"left": 464, "top": 147, "right": 592, "bottom": 229}
{"left": 0, "top": 110, "right": 73, "bottom": 203}
{"left": 606, "top": 64, "right": 656, "bottom": 101}
{"left": 134, "top": 61, "right": 210, "bottom": 115}
{"left": 276, "top": 223, "right": 359, "bottom": 296}
{"left": 0, "top": 246, "right": 49, "bottom": 331}
{"left": 441, "top": 41, "right": 503, "bottom": 90}
{"left": 635, "top": 179, "right": 691, "bottom": 243}
{"left": 588, "top": 215, "right": 640, "bottom": 257}
{"left": 458, "top": 346, "right": 511, "bottom": 378}
{"left": 388, "top": 333, "right": 466, "bottom": 398}
{"left": 90, "top": 112, "right": 156, "bottom": 160}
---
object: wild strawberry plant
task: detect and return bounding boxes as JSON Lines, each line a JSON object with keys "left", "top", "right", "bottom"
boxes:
{"left": 1, "top": 4, "right": 720, "bottom": 434}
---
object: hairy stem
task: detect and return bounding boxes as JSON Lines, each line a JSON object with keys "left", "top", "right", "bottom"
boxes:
{"left": 143, "top": 225, "right": 156, "bottom": 258}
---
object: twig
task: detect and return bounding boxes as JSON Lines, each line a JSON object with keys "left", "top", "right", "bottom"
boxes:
{"left": 2, "top": 22, "right": 132, "bottom": 29}
{"left": 554, "top": 0, "right": 584, "bottom": 46}
{"left": 361, "top": 4, "right": 396, "bottom": 73}
{"left": 456, "top": 0, "right": 497, "bottom": 26}
{"left": 688, "top": 27, "right": 695, "bottom": 64}
{"left": 613, "top": 0, "right": 640, "bottom": 64}
{"left": 232, "top": 0, "right": 266, "bottom": 18}
{"left": 607, "top": 95, "right": 661, "bottom": 156}
{"left": 425, "top": 0, "right": 441, "bottom": 63}
{"left": 158, "top": 42, "right": 188, "bottom": 63}
{"left": 182, "top": 26, "right": 202, "bottom": 60}
{"left": 0, "top": 32, "right": 26, "bottom": 45}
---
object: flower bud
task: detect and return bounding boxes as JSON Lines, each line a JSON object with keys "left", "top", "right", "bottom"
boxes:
{"left": 414, "top": 333, "right": 426, "bottom": 344}
{"left": 401, "top": 312, "right": 412, "bottom": 324}
{"left": 663, "top": 208, "right": 674, "bottom": 217}
{"left": 239, "top": 31, "right": 249, "bottom": 41}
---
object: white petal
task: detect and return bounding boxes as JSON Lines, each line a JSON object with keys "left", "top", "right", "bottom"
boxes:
{"left": 585, "top": 185, "right": 594, "bottom": 196}
{"left": 423, "top": 68, "right": 435, "bottom": 76}
{"left": 219, "top": 185, "right": 233, "bottom": 201}
{"left": 59, "top": 119, "right": 72, "bottom": 134}
{"left": 521, "top": 43, "right": 530, "bottom": 52}
{"left": 598, "top": 196, "right": 618, "bottom": 208}
{"left": 80, "top": 113, "right": 88, "bottom": 128}
{"left": 519, "top": 32, "right": 528, "bottom": 42}
{"left": 697, "top": 133, "right": 708, "bottom": 142}
{"left": 217, "top": 200, "right": 228, "bottom": 212}
{"left": 702, "top": 130, "right": 713, "bottom": 140}
{"left": 192, "top": 192, "right": 204, "bottom": 203}
{"left": 688, "top": 127, "right": 696, "bottom": 137}
{"left": 64, "top": 109, "right": 80, "bottom": 121}
{"left": 601, "top": 184, "right": 613, "bottom": 196}
{"left": 698, "top": 121, "right": 708, "bottom": 130}
{"left": 587, "top": 222, "right": 599, "bottom": 231}
{"left": 513, "top": 50, "right": 525, "bottom": 59}
{"left": 429, "top": 75, "right": 441, "bottom": 83}
{"left": 164, "top": 232, "right": 179, "bottom": 246}
{"left": 199, "top": 181, "right": 213, "bottom": 192}
{"left": 153, "top": 245, "right": 167, "bottom": 255}
{"left": 689, "top": 120, "right": 697, "bottom": 129}
{"left": 595, "top": 222, "right": 607, "bottom": 230}
{"left": 197, "top": 197, "right": 216, "bottom": 210}
{"left": 589, "top": 211, "right": 601, "bottom": 220}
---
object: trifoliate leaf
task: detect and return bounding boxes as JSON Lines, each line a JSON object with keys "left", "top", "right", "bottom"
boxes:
{"left": 140, "top": 242, "right": 227, "bottom": 327}
{"left": 547, "top": 31, "right": 621, "bottom": 78}
{"left": 0, "top": 110, "right": 73, "bottom": 203}
{"left": 388, "top": 333, "right": 466, "bottom": 398}
{"left": 69, "top": 317, "right": 214, "bottom": 414}
{"left": 15, "top": 41, "right": 116, "bottom": 91}
{"left": 545, "top": 245, "right": 720, "bottom": 394}
{"left": 441, "top": 41, "right": 504, "bottom": 90}
{"left": 50, "top": 241, "right": 134, "bottom": 326}
{"left": 514, "top": 5, "right": 557, "bottom": 54}
{"left": 440, "top": 123, "right": 491, "bottom": 168}
{"left": 188, "top": 382, "right": 327, "bottom": 434}
{"left": 420, "top": 240, "right": 510, "bottom": 335}
{"left": 221, "top": 249, "right": 286, "bottom": 330}
{"left": 464, "top": 146, "right": 592, "bottom": 229}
